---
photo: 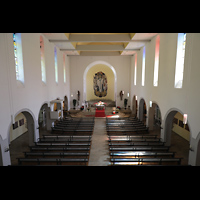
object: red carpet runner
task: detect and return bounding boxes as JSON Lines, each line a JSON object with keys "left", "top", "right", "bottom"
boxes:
{"left": 95, "top": 108, "right": 106, "bottom": 117}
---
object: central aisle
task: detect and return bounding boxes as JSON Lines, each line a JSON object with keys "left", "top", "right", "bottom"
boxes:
{"left": 88, "top": 118, "right": 110, "bottom": 166}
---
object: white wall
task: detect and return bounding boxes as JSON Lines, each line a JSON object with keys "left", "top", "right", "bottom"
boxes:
{"left": 130, "top": 33, "right": 200, "bottom": 165}
{"left": 69, "top": 56, "right": 131, "bottom": 108}
{"left": 0, "top": 33, "right": 71, "bottom": 165}
{"left": 1, "top": 32, "right": 200, "bottom": 165}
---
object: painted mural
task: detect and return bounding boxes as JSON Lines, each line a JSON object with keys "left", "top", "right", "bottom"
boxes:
{"left": 93, "top": 71, "right": 107, "bottom": 97}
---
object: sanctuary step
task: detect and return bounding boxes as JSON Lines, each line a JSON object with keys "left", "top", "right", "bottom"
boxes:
{"left": 95, "top": 108, "right": 106, "bottom": 117}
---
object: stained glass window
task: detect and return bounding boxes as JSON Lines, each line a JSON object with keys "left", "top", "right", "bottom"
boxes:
{"left": 174, "top": 33, "right": 186, "bottom": 88}
{"left": 63, "top": 54, "right": 66, "bottom": 83}
{"left": 40, "top": 35, "right": 46, "bottom": 83}
{"left": 141, "top": 46, "right": 146, "bottom": 86}
{"left": 134, "top": 53, "right": 137, "bottom": 85}
{"left": 153, "top": 35, "right": 160, "bottom": 87}
{"left": 54, "top": 47, "right": 58, "bottom": 83}
{"left": 13, "top": 33, "right": 24, "bottom": 83}
{"left": 13, "top": 33, "right": 19, "bottom": 80}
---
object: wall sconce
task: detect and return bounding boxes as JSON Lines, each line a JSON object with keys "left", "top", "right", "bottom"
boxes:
{"left": 127, "top": 93, "right": 129, "bottom": 98}
{"left": 183, "top": 114, "right": 188, "bottom": 124}
{"left": 120, "top": 90, "right": 124, "bottom": 101}
{"left": 135, "top": 96, "right": 137, "bottom": 100}
{"left": 149, "top": 101, "right": 152, "bottom": 107}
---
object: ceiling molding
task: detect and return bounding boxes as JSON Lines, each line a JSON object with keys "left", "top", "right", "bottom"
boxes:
{"left": 44, "top": 33, "right": 157, "bottom": 56}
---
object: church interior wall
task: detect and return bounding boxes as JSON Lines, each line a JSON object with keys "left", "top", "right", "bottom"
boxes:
{"left": 130, "top": 33, "right": 200, "bottom": 165}
{"left": 1, "top": 32, "right": 200, "bottom": 165}
{"left": 0, "top": 33, "right": 70, "bottom": 143}
{"left": 69, "top": 56, "right": 131, "bottom": 108}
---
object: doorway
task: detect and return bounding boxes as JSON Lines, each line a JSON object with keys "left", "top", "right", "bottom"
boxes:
{"left": 164, "top": 109, "right": 190, "bottom": 165}
{"left": 148, "top": 102, "right": 162, "bottom": 137}
{"left": 139, "top": 98, "right": 147, "bottom": 125}
{"left": 9, "top": 109, "right": 36, "bottom": 165}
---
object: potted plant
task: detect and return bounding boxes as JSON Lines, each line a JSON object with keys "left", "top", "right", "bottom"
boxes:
{"left": 73, "top": 99, "right": 77, "bottom": 109}
{"left": 124, "top": 98, "right": 128, "bottom": 110}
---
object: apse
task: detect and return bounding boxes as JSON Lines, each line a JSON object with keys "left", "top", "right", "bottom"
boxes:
{"left": 86, "top": 64, "right": 115, "bottom": 101}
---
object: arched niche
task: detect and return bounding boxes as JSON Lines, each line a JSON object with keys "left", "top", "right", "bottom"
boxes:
{"left": 138, "top": 98, "right": 147, "bottom": 124}
{"left": 132, "top": 95, "right": 138, "bottom": 117}
{"left": 83, "top": 61, "right": 117, "bottom": 104}
{"left": 148, "top": 102, "right": 162, "bottom": 131}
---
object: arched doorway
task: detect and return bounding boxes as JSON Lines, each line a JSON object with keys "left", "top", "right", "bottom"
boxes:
{"left": 38, "top": 103, "right": 48, "bottom": 129}
{"left": 148, "top": 102, "right": 162, "bottom": 137}
{"left": 164, "top": 109, "right": 190, "bottom": 165}
{"left": 132, "top": 95, "right": 137, "bottom": 117}
{"left": 139, "top": 98, "right": 147, "bottom": 124}
{"left": 83, "top": 61, "right": 117, "bottom": 105}
{"left": 63, "top": 95, "right": 69, "bottom": 118}
{"left": 64, "top": 95, "right": 68, "bottom": 111}
{"left": 8, "top": 109, "right": 36, "bottom": 165}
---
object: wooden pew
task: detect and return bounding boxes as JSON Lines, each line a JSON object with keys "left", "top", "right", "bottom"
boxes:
{"left": 18, "top": 158, "right": 88, "bottom": 166}
{"left": 51, "top": 127, "right": 93, "bottom": 135}
{"left": 35, "top": 142, "right": 91, "bottom": 147}
{"left": 24, "top": 152, "right": 89, "bottom": 159}
{"left": 37, "top": 137, "right": 91, "bottom": 143}
{"left": 110, "top": 151, "right": 175, "bottom": 158}
{"left": 29, "top": 146, "right": 90, "bottom": 153}
{"left": 108, "top": 138, "right": 161, "bottom": 143}
{"left": 110, "top": 157, "right": 182, "bottom": 165}
{"left": 109, "top": 141, "right": 165, "bottom": 147}
{"left": 108, "top": 135, "right": 158, "bottom": 141}
{"left": 109, "top": 146, "right": 170, "bottom": 152}
{"left": 106, "top": 128, "right": 149, "bottom": 135}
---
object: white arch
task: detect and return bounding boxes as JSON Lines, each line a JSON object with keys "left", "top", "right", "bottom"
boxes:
{"left": 7, "top": 108, "right": 38, "bottom": 145}
{"left": 83, "top": 60, "right": 117, "bottom": 103}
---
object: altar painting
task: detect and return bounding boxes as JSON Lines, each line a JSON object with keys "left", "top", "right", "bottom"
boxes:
{"left": 93, "top": 71, "right": 107, "bottom": 97}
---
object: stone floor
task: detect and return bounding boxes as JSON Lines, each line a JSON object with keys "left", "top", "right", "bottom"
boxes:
{"left": 9, "top": 108, "right": 190, "bottom": 166}
{"left": 88, "top": 118, "right": 110, "bottom": 166}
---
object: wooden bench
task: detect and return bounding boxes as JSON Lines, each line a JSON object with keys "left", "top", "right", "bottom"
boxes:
{"left": 109, "top": 146, "right": 170, "bottom": 152}
{"left": 51, "top": 127, "right": 93, "bottom": 135}
{"left": 109, "top": 142, "right": 165, "bottom": 147}
{"left": 108, "top": 138, "right": 161, "bottom": 143}
{"left": 18, "top": 158, "right": 88, "bottom": 166}
{"left": 108, "top": 135, "right": 158, "bottom": 141}
{"left": 110, "top": 151, "right": 175, "bottom": 158}
{"left": 24, "top": 152, "right": 89, "bottom": 158}
{"left": 110, "top": 158, "right": 182, "bottom": 165}
{"left": 37, "top": 137, "right": 91, "bottom": 143}
{"left": 107, "top": 128, "right": 149, "bottom": 135}
{"left": 35, "top": 142, "right": 91, "bottom": 147}
{"left": 29, "top": 146, "right": 90, "bottom": 152}
{"left": 42, "top": 135, "right": 91, "bottom": 140}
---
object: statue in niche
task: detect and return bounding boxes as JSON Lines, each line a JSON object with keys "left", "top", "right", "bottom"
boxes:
{"left": 93, "top": 71, "right": 107, "bottom": 97}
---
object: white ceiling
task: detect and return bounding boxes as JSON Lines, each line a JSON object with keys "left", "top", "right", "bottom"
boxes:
{"left": 43, "top": 33, "right": 158, "bottom": 56}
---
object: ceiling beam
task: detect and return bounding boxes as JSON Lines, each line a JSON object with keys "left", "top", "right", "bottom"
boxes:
{"left": 77, "top": 45, "right": 124, "bottom": 51}
{"left": 69, "top": 34, "right": 131, "bottom": 42}
{"left": 80, "top": 52, "right": 121, "bottom": 56}
{"left": 60, "top": 48, "right": 140, "bottom": 52}
{"left": 49, "top": 39, "right": 151, "bottom": 43}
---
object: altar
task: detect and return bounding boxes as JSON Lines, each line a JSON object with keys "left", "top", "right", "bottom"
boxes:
{"left": 95, "top": 101, "right": 106, "bottom": 117}
{"left": 94, "top": 101, "right": 106, "bottom": 110}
